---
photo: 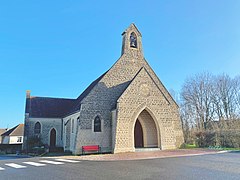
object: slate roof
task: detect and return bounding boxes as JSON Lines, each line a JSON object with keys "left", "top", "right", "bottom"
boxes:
{"left": 25, "top": 97, "right": 77, "bottom": 118}
{"left": 1, "top": 124, "right": 24, "bottom": 137}
{"left": 25, "top": 72, "right": 107, "bottom": 118}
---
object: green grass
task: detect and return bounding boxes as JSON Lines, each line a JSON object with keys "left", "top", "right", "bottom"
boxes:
{"left": 180, "top": 144, "right": 197, "bottom": 149}
{"left": 217, "top": 147, "right": 240, "bottom": 151}
{"left": 180, "top": 143, "right": 240, "bottom": 151}
{"left": 208, "top": 146, "right": 240, "bottom": 151}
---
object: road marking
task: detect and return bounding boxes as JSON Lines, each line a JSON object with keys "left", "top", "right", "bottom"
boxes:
{"left": 5, "top": 163, "right": 27, "bottom": 169}
{"left": 23, "top": 162, "right": 46, "bottom": 167}
{"left": 0, "top": 167, "right": 5, "bottom": 171}
{"left": 39, "top": 160, "right": 64, "bottom": 165}
{"left": 55, "top": 159, "right": 80, "bottom": 163}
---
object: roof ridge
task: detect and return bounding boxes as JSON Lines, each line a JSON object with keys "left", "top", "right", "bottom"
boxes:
{"left": 116, "top": 67, "right": 145, "bottom": 103}
{"left": 1, "top": 124, "right": 19, "bottom": 136}
{"left": 64, "top": 71, "right": 108, "bottom": 117}
{"left": 30, "top": 96, "right": 75, "bottom": 100}
{"left": 117, "top": 66, "right": 171, "bottom": 105}
{"left": 143, "top": 58, "right": 179, "bottom": 107}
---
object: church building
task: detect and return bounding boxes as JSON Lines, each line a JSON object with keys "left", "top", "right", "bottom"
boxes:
{"left": 23, "top": 24, "right": 184, "bottom": 154}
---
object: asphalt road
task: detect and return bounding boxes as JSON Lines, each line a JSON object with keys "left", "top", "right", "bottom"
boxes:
{"left": 0, "top": 152, "right": 239, "bottom": 180}
{"left": 0, "top": 155, "right": 30, "bottom": 160}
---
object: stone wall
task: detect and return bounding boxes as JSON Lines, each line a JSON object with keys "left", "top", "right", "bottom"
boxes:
{"left": 74, "top": 103, "right": 112, "bottom": 154}
{"left": 25, "top": 117, "right": 63, "bottom": 148}
{"left": 63, "top": 112, "right": 80, "bottom": 152}
{"left": 113, "top": 67, "right": 183, "bottom": 153}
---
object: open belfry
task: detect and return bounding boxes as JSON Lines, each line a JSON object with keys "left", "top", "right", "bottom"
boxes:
{"left": 23, "top": 24, "right": 184, "bottom": 154}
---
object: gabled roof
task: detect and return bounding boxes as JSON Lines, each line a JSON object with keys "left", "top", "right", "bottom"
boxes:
{"left": 122, "top": 23, "right": 142, "bottom": 37}
{"left": 1, "top": 124, "right": 24, "bottom": 137}
{"left": 26, "top": 97, "right": 76, "bottom": 118}
{"left": 117, "top": 67, "right": 171, "bottom": 105}
{"left": 26, "top": 72, "right": 107, "bottom": 118}
{"left": 0, "top": 128, "right": 7, "bottom": 136}
{"left": 67, "top": 71, "right": 107, "bottom": 116}
{"left": 143, "top": 58, "right": 179, "bottom": 108}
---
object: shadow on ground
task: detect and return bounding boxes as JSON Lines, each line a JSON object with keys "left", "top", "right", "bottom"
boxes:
{"left": 0, "top": 155, "right": 31, "bottom": 160}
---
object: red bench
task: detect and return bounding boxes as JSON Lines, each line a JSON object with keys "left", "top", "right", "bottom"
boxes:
{"left": 82, "top": 145, "right": 101, "bottom": 154}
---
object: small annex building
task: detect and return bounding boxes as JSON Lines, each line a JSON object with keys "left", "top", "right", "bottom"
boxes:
{"left": 1, "top": 124, "right": 24, "bottom": 144}
{"left": 0, "top": 128, "right": 8, "bottom": 144}
{"left": 23, "top": 24, "right": 184, "bottom": 154}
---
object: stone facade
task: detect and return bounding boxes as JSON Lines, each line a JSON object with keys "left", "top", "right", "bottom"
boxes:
{"left": 25, "top": 117, "right": 63, "bottom": 147}
{"left": 23, "top": 24, "right": 184, "bottom": 154}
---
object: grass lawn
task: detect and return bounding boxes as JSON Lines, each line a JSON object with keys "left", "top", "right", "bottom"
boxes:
{"left": 218, "top": 147, "right": 240, "bottom": 151}
{"left": 180, "top": 144, "right": 197, "bottom": 149}
{"left": 181, "top": 143, "right": 240, "bottom": 151}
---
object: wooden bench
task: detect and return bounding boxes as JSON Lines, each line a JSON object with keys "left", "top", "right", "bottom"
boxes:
{"left": 82, "top": 145, "right": 101, "bottom": 154}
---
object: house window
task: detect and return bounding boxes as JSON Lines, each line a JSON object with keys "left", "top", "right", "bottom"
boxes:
{"left": 17, "top": 137, "right": 22, "bottom": 142}
{"left": 94, "top": 116, "right": 101, "bottom": 132}
{"left": 34, "top": 122, "right": 41, "bottom": 134}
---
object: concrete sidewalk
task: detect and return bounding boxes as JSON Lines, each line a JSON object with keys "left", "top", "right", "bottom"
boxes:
{"left": 49, "top": 149, "right": 228, "bottom": 161}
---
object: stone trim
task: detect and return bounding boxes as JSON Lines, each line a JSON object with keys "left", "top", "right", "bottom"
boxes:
{"left": 131, "top": 106, "right": 161, "bottom": 149}
{"left": 91, "top": 115, "right": 104, "bottom": 133}
{"left": 48, "top": 128, "right": 57, "bottom": 146}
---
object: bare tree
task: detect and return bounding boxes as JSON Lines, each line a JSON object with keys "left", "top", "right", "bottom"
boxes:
{"left": 233, "top": 75, "right": 240, "bottom": 117}
{"left": 181, "top": 72, "right": 214, "bottom": 131}
{"left": 180, "top": 72, "right": 240, "bottom": 147}
{"left": 212, "top": 74, "right": 240, "bottom": 120}
{"left": 180, "top": 102, "right": 198, "bottom": 143}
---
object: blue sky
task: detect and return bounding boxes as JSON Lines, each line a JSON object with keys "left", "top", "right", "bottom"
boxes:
{"left": 0, "top": 0, "right": 239, "bottom": 128}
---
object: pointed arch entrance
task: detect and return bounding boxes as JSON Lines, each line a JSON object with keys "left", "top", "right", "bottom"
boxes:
{"left": 50, "top": 128, "right": 56, "bottom": 148}
{"left": 133, "top": 109, "right": 159, "bottom": 148}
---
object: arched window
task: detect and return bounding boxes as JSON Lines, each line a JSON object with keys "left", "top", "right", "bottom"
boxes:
{"left": 130, "top": 32, "right": 137, "bottom": 48}
{"left": 34, "top": 122, "right": 41, "bottom": 134}
{"left": 94, "top": 116, "right": 101, "bottom": 132}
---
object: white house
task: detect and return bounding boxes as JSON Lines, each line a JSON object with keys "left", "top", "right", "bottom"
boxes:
{"left": 0, "top": 128, "right": 8, "bottom": 144}
{"left": 1, "top": 124, "right": 24, "bottom": 144}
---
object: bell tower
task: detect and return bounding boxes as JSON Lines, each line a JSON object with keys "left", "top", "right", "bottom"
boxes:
{"left": 121, "top": 23, "right": 144, "bottom": 57}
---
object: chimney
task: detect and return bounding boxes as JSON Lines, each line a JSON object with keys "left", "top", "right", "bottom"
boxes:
{"left": 26, "top": 90, "right": 31, "bottom": 98}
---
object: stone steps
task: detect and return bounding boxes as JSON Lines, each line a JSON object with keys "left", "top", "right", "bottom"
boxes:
{"left": 135, "top": 148, "right": 160, "bottom": 152}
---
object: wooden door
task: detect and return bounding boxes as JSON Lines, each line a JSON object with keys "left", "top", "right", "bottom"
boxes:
{"left": 50, "top": 128, "right": 56, "bottom": 147}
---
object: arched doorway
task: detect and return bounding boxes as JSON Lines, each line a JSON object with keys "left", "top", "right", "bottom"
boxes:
{"left": 134, "top": 119, "right": 143, "bottom": 147}
{"left": 50, "top": 128, "right": 56, "bottom": 148}
{"left": 133, "top": 109, "right": 158, "bottom": 148}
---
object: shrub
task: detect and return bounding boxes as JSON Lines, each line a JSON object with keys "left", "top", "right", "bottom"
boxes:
{"left": 27, "top": 135, "right": 44, "bottom": 151}
{"left": 195, "top": 131, "right": 216, "bottom": 147}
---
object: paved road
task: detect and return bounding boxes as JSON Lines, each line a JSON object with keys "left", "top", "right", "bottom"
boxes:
{"left": 0, "top": 152, "right": 239, "bottom": 180}
{"left": 0, "top": 155, "right": 30, "bottom": 160}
